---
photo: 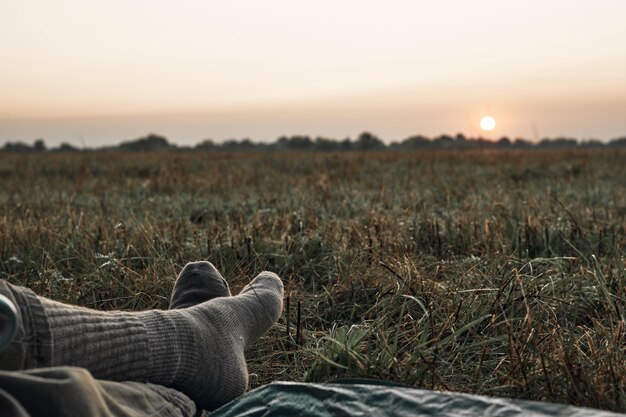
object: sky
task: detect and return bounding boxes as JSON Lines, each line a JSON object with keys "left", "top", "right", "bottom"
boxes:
{"left": 1, "top": 0, "right": 626, "bottom": 147}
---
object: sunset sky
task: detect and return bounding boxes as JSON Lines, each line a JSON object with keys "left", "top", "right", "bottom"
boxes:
{"left": 1, "top": 0, "right": 625, "bottom": 147}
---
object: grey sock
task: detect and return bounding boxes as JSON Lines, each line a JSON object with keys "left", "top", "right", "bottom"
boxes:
{"left": 169, "top": 261, "right": 231, "bottom": 309}
{"left": 38, "top": 272, "right": 283, "bottom": 411}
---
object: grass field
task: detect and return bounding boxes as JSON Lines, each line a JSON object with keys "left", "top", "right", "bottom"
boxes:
{"left": 1, "top": 150, "right": 625, "bottom": 411}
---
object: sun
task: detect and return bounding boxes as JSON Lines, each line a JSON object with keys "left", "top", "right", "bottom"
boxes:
{"left": 480, "top": 116, "right": 496, "bottom": 132}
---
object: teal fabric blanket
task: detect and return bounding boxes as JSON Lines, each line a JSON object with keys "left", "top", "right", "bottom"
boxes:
{"left": 212, "top": 380, "right": 623, "bottom": 416}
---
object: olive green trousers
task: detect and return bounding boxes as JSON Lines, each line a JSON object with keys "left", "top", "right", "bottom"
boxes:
{"left": 0, "top": 367, "right": 197, "bottom": 417}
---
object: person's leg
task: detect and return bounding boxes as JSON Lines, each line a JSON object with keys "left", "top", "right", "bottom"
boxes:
{"left": 0, "top": 262, "right": 283, "bottom": 411}
{"left": 0, "top": 279, "right": 52, "bottom": 372}
{"left": 0, "top": 260, "right": 230, "bottom": 372}
{"left": 0, "top": 366, "right": 197, "bottom": 417}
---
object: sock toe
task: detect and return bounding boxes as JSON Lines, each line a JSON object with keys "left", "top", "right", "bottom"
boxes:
{"left": 170, "top": 261, "right": 231, "bottom": 309}
{"left": 240, "top": 271, "right": 284, "bottom": 297}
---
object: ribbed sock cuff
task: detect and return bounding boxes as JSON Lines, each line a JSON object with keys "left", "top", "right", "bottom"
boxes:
{"left": 142, "top": 310, "right": 185, "bottom": 386}
{"left": 41, "top": 299, "right": 151, "bottom": 381}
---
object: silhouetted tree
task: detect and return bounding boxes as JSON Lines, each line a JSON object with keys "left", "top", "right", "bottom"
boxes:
{"left": 355, "top": 132, "right": 385, "bottom": 151}
{"left": 513, "top": 138, "right": 532, "bottom": 149}
{"left": 433, "top": 134, "right": 455, "bottom": 149}
{"left": 1, "top": 142, "right": 33, "bottom": 153}
{"left": 580, "top": 139, "right": 603, "bottom": 149}
{"left": 396, "top": 135, "right": 429, "bottom": 150}
{"left": 118, "top": 133, "right": 173, "bottom": 151}
{"left": 195, "top": 139, "right": 216, "bottom": 150}
{"left": 314, "top": 137, "right": 341, "bottom": 151}
{"left": 277, "top": 135, "right": 314, "bottom": 150}
{"left": 54, "top": 142, "right": 79, "bottom": 152}
{"left": 339, "top": 138, "right": 353, "bottom": 151}
{"left": 33, "top": 139, "right": 47, "bottom": 152}
{"left": 5, "top": 131, "right": 622, "bottom": 153}
{"left": 220, "top": 139, "right": 257, "bottom": 151}
{"left": 538, "top": 137, "right": 578, "bottom": 149}
{"left": 608, "top": 137, "right": 626, "bottom": 148}
{"left": 455, "top": 133, "right": 476, "bottom": 149}
{"left": 496, "top": 137, "right": 512, "bottom": 148}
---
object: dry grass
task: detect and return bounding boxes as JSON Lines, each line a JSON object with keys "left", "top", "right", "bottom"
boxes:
{"left": 0, "top": 150, "right": 624, "bottom": 411}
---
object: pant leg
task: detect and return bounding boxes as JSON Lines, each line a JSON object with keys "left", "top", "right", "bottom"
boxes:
{"left": 0, "top": 281, "right": 198, "bottom": 417}
{"left": 0, "top": 280, "right": 52, "bottom": 370}
{"left": 0, "top": 366, "right": 197, "bottom": 417}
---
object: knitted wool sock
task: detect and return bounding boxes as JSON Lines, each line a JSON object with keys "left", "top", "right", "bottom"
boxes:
{"left": 36, "top": 271, "right": 283, "bottom": 411}
{"left": 169, "top": 261, "right": 231, "bottom": 309}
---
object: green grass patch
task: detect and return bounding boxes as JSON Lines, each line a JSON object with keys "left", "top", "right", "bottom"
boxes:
{"left": 1, "top": 150, "right": 624, "bottom": 411}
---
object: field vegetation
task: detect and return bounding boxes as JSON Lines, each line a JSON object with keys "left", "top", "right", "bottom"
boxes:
{"left": 0, "top": 150, "right": 624, "bottom": 411}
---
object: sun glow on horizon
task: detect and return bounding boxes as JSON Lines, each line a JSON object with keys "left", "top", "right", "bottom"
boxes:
{"left": 480, "top": 116, "right": 496, "bottom": 132}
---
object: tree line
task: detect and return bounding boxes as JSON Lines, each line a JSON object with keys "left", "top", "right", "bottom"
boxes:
{"left": 2, "top": 132, "right": 626, "bottom": 153}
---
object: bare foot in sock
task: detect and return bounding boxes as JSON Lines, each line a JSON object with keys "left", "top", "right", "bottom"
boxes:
{"left": 169, "top": 261, "right": 231, "bottom": 309}
{"left": 30, "top": 271, "right": 283, "bottom": 411}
